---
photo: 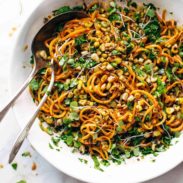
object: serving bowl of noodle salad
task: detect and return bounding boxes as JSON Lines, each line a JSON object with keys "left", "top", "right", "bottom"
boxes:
{"left": 10, "top": 0, "right": 183, "bottom": 182}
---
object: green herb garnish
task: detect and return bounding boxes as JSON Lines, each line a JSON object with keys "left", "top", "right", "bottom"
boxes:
{"left": 53, "top": 6, "right": 71, "bottom": 15}
{"left": 11, "top": 163, "right": 17, "bottom": 170}
{"left": 75, "top": 35, "right": 87, "bottom": 46}
{"left": 16, "top": 180, "right": 27, "bottom": 183}
{"left": 29, "top": 79, "right": 39, "bottom": 91}
{"left": 22, "top": 151, "right": 31, "bottom": 157}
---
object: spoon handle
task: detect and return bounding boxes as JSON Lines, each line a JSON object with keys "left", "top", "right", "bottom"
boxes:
{"left": 0, "top": 66, "right": 36, "bottom": 122}
{"left": 8, "top": 62, "right": 54, "bottom": 163}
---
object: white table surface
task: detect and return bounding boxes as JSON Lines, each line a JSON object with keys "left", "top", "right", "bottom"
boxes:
{"left": 0, "top": 0, "right": 183, "bottom": 183}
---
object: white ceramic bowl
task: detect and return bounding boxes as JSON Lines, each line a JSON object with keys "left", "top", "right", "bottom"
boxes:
{"left": 9, "top": 0, "right": 183, "bottom": 183}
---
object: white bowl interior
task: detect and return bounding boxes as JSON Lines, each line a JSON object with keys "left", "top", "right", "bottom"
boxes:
{"left": 10, "top": 0, "right": 183, "bottom": 183}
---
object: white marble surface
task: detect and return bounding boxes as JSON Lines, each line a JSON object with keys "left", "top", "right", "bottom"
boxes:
{"left": 0, "top": 0, "right": 183, "bottom": 183}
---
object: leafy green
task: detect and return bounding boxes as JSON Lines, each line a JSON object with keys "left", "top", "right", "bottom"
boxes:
{"left": 133, "top": 66, "right": 146, "bottom": 76}
{"left": 134, "top": 13, "right": 141, "bottom": 23}
{"left": 127, "top": 101, "right": 134, "bottom": 110}
{"left": 124, "top": 150, "right": 131, "bottom": 158}
{"left": 72, "top": 5, "right": 84, "bottom": 11}
{"left": 64, "top": 98, "right": 72, "bottom": 106}
{"left": 70, "top": 79, "right": 78, "bottom": 88}
{"left": 179, "top": 52, "right": 183, "bottom": 57}
{"left": 30, "top": 55, "right": 34, "bottom": 64}
{"left": 116, "top": 121, "right": 124, "bottom": 132}
{"left": 59, "top": 55, "right": 68, "bottom": 66}
{"left": 16, "top": 180, "right": 27, "bottom": 183}
{"left": 54, "top": 82, "right": 64, "bottom": 92}
{"left": 78, "top": 158, "right": 88, "bottom": 164}
{"left": 135, "top": 116, "right": 141, "bottom": 122}
{"left": 51, "top": 137, "right": 61, "bottom": 146}
{"left": 56, "top": 24, "right": 64, "bottom": 32}
{"left": 75, "top": 35, "right": 87, "bottom": 46}
{"left": 47, "top": 126, "right": 54, "bottom": 135}
{"left": 144, "top": 20, "right": 161, "bottom": 42}
{"left": 166, "top": 67, "right": 173, "bottom": 81}
{"left": 11, "top": 163, "right": 17, "bottom": 170}
{"left": 123, "top": 7, "right": 129, "bottom": 14}
{"left": 66, "top": 136, "right": 74, "bottom": 146}
{"left": 155, "top": 37, "right": 167, "bottom": 44}
{"left": 64, "top": 83, "right": 70, "bottom": 90}
{"left": 101, "top": 160, "right": 110, "bottom": 167}
{"left": 92, "top": 156, "right": 103, "bottom": 171}
{"left": 69, "top": 112, "right": 79, "bottom": 121}
{"left": 174, "top": 132, "right": 181, "bottom": 138}
{"left": 110, "top": 1, "right": 117, "bottom": 8}
{"left": 147, "top": 9, "right": 155, "bottom": 18}
{"left": 109, "top": 13, "right": 121, "bottom": 21}
{"left": 144, "top": 64, "right": 153, "bottom": 74}
{"left": 22, "top": 151, "right": 31, "bottom": 157}
{"left": 63, "top": 118, "right": 72, "bottom": 124}
{"left": 148, "top": 49, "right": 157, "bottom": 60}
{"left": 88, "top": 4, "right": 99, "bottom": 12}
{"left": 53, "top": 6, "right": 71, "bottom": 15}
{"left": 141, "top": 147, "right": 153, "bottom": 155}
{"left": 112, "top": 50, "right": 121, "bottom": 55}
{"left": 29, "top": 79, "right": 39, "bottom": 91}
{"left": 86, "top": 61, "right": 97, "bottom": 69}
{"left": 162, "top": 136, "right": 172, "bottom": 146}
{"left": 38, "top": 68, "right": 46, "bottom": 75}
{"left": 133, "top": 147, "right": 140, "bottom": 156}
{"left": 154, "top": 78, "right": 166, "bottom": 97}
{"left": 126, "top": 43, "right": 134, "bottom": 53}
{"left": 68, "top": 58, "right": 75, "bottom": 65}
{"left": 108, "top": 1, "right": 117, "bottom": 15}
{"left": 74, "top": 141, "right": 82, "bottom": 148}
{"left": 131, "top": 2, "right": 137, "bottom": 8}
{"left": 49, "top": 143, "right": 54, "bottom": 149}
{"left": 70, "top": 101, "right": 78, "bottom": 110}
{"left": 143, "top": 3, "right": 157, "bottom": 10}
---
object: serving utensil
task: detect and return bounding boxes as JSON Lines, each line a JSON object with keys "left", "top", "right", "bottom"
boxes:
{"left": 0, "top": 11, "right": 88, "bottom": 123}
{"left": 8, "top": 11, "right": 88, "bottom": 163}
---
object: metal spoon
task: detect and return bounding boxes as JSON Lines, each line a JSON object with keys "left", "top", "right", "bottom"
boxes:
{"left": 8, "top": 11, "right": 88, "bottom": 163}
{"left": 0, "top": 11, "right": 88, "bottom": 123}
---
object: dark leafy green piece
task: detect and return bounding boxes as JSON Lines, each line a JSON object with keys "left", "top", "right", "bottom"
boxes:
{"left": 72, "top": 5, "right": 84, "bottom": 11}
{"left": 144, "top": 20, "right": 161, "bottom": 42}
{"left": 109, "top": 13, "right": 121, "bottom": 21}
{"left": 143, "top": 3, "right": 157, "bottom": 10}
{"left": 101, "top": 160, "right": 110, "bottom": 167}
{"left": 29, "top": 79, "right": 39, "bottom": 91}
{"left": 16, "top": 180, "right": 27, "bottom": 183}
{"left": 70, "top": 101, "right": 78, "bottom": 110}
{"left": 134, "top": 13, "right": 141, "bottom": 23}
{"left": 75, "top": 35, "right": 87, "bottom": 46}
{"left": 53, "top": 6, "right": 71, "bottom": 16}
{"left": 11, "top": 163, "right": 17, "bottom": 170}
{"left": 88, "top": 4, "right": 99, "bottom": 12}
{"left": 92, "top": 156, "right": 103, "bottom": 171}
{"left": 69, "top": 112, "right": 79, "bottom": 121}
{"left": 147, "top": 9, "right": 155, "bottom": 18}
{"left": 154, "top": 78, "right": 166, "bottom": 97}
{"left": 30, "top": 55, "right": 34, "bottom": 64}
{"left": 54, "top": 82, "right": 64, "bottom": 92}
{"left": 59, "top": 55, "right": 68, "bottom": 66}
{"left": 66, "top": 136, "right": 74, "bottom": 146}
{"left": 22, "top": 151, "right": 31, "bottom": 157}
{"left": 144, "top": 64, "right": 153, "bottom": 74}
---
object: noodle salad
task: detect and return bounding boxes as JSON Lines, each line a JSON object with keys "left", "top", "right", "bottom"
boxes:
{"left": 29, "top": 0, "right": 183, "bottom": 166}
